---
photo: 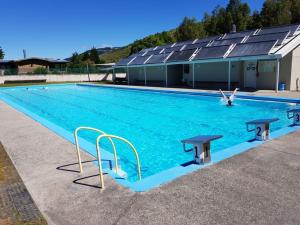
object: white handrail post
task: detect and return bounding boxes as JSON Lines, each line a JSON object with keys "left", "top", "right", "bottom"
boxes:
{"left": 74, "top": 127, "right": 119, "bottom": 174}
{"left": 192, "top": 63, "right": 195, "bottom": 89}
{"left": 275, "top": 58, "right": 280, "bottom": 93}
{"left": 95, "top": 141, "right": 105, "bottom": 189}
{"left": 228, "top": 61, "right": 231, "bottom": 91}
{"left": 74, "top": 129, "right": 83, "bottom": 173}
{"left": 96, "top": 134, "right": 142, "bottom": 187}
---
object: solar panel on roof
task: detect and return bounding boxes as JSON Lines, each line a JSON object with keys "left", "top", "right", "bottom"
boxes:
{"left": 163, "top": 46, "right": 183, "bottom": 54}
{"left": 246, "top": 32, "right": 289, "bottom": 45}
{"left": 174, "top": 40, "right": 195, "bottom": 46}
{"left": 129, "top": 55, "right": 151, "bottom": 65}
{"left": 210, "top": 37, "right": 244, "bottom": 47}
{"left": 130, "top": 51, "right": 147, "bottom": 57}
{"left": 183, "top": 42, "right": 209, "bottom": 51}
{"left": 258, "top": 24, "right": 300, "bottom": 36}
{"left": 117, "top": 24, "right": 300, "bottom": 67}
{"left": 116, "top": 57, "right": 135, "bottom": 66}
{"left": 144, "top": 49, "right": 162, "bottom": 55}
{"left": 227, "top": 40, "right": 277, "bottom": 58}
{"left": 222, "top": 30, "right": 255, "bottom": 40}
{"left": 155, "top": 44, "right": 173, "bottom": 51}
{"left": 193, "top": 45, "right": 230, "bottom": 60}
{"left": 145, "top": 54, "right": 169, "bottom": 64}
{"left": 167, "top": 49, "right": 197, "bottom": 62}
{"left": 128, "top": 52, "right": 140, "bottom": 57}
{"left": 194, "top": 35, "right": 221, "bottom": 43}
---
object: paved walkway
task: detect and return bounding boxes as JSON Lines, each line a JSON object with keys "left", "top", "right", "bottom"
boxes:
{"left": 0, "top": 93, "right": 300, "bottom": 225}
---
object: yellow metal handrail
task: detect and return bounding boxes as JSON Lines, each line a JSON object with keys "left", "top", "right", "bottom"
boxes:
{"left": 96, "top": 134, "right": 142, "bottom": 189}
{"left": 74, "top": 127, "right": 118, "bottom": 174}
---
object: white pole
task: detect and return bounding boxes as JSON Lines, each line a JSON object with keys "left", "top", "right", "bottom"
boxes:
{"left": 127, "top": 67, "right": 130, "bottom": 85}
{"left": 228, "top": 61, "right": 231, "bottom": 91}
{"left": 165, "top": 65, "right": 168, "bottom": 87}
{"left": 144, "top": 66, "right": 147, "bottom": 86}
{"left": 192, "top": 63, "right": 195, "bottom": 89}
{"left": 275, "top": 58, "right": 280, "bottom": 93}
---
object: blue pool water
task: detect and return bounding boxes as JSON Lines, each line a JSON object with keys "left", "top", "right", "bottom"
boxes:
{"left": 0, "top": 84, "right": 295, "bottom": 182}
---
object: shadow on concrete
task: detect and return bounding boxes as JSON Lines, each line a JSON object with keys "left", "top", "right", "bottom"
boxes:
{"left": 56, "top": 160, "right": 97, "bottom": 173}
{"left": 73, "top": 174, "right": 107, "bottom": 189}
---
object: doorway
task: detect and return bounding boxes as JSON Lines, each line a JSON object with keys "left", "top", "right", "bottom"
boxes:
{"left": 244, "top": 61, "right": 257, "bottom": 89}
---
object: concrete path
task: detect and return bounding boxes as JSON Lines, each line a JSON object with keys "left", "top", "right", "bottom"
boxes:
{"left": 0, "top": 101, "right": 300, "bottom": 225}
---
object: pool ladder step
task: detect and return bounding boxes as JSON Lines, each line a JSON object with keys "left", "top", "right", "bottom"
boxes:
{"left": 74, "top": 126, "right": 141, "bottom": 189}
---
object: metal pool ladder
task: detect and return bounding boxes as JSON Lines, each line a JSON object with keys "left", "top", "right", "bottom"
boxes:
{"left": 74, "top": 127, "right": 142, "bottom": 189}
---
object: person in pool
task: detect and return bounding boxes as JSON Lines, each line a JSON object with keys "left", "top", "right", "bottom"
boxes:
{"left": 219, "top": 88, "right": 238, "bottom": 106}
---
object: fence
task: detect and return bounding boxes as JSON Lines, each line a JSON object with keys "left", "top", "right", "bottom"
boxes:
{"left": 0, "top": 66, "right": 109, "bottom": 76}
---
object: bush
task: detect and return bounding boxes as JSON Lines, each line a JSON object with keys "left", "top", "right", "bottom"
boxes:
{"left": 4, "top": 69, "right": 18, "bottom": 75}
{"left": 32, "top": 67, "right": 48, "bottom": 74}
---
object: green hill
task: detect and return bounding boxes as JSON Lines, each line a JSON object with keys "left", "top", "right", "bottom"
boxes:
{"left": 99, "top": 46, "right": 131, "bottom": 63}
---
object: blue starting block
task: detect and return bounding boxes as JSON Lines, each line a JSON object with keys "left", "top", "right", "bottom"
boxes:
{"left": 181, "top": 135, "right": 222, "bottom": 164}
{"left": 246, "top": 118, "right": 279, "bottom": 141}
{"left": 287, "top": 108, "right": 300, "bottom": 126}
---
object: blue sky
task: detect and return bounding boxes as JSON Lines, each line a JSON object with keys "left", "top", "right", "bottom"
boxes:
{"left": 1, "top": 0, "right": 264, "bottom": 59}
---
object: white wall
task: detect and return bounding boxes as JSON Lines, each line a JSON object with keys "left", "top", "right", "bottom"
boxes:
{"left": 119, "top": 52, "right": 299, "bottom": 91}
{"left": 128, "top": 66, "right": 166, "bottom": 85}
{"left": 256, "top": 60, "right": 276, "bottom": 90}
{"left": 291, "top": 45, "right": 300, "bottom": 91}
{"left": 127, "top": 62, "right": 243, "bottom": 87}
{"left": 0, "top": 74, "right": 112, "bottom": 84}
{"left": 255, "top": 46, "right": 300, "bottom": 91}
{"left": 280, "top": 52, "right": 292, "bottom": 90}
{"left": 256, "top": 50, "right": 297, "bottom": 91}
{"left": 188, "top": 61, "right": 242, "bottom": 83}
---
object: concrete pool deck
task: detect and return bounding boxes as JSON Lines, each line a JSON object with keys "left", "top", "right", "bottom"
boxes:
{"left": 0, "top": 86, "right": 300, "bottom": 225}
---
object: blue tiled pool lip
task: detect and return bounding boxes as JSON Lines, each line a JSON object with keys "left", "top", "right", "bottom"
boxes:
{"left": 0, "top": 83, "right": 300, "bottom": 192}
{"left": 0, "top": 83, "right": 77, "bottom": 90}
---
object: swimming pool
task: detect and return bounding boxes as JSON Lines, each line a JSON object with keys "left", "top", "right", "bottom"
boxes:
{"left": 0, "top": 84, "right": 299, "bottom": 191}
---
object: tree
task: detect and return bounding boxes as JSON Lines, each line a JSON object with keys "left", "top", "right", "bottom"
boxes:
{"left": 130, "top": 31, "right": 175, "bottom": 54}
{"left": 291, "top": 0, "right": 300, "bottom": 23}
{"left": 82, "top": 51, "right": 90, "bottom": 61}
{"left": 260, "top": 0, "right": 292, "bottom": 26}
{"left": 89, "top": 47, "right": 100, "bottom": 64}
{"left": 0, "top": 47, "right": 4, "bottom": 59}
{"left": 175, "top": 17, "right": 206, "bottom": 42}
{"left": 226, "top": 0, "right": 251, "bottom": 31}
{"left": 248, "top": 11, "right": 262, "bottom": 29}
{"left": 68, "top": 52, "right": 85, "bottom": 68}
{"left": 203, "top": 7, "right": 232, "bottom": 34}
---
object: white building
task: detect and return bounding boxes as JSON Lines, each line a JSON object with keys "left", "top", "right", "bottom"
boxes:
{"left": 114, "top": 24, "right": 300, "bottom": 92}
